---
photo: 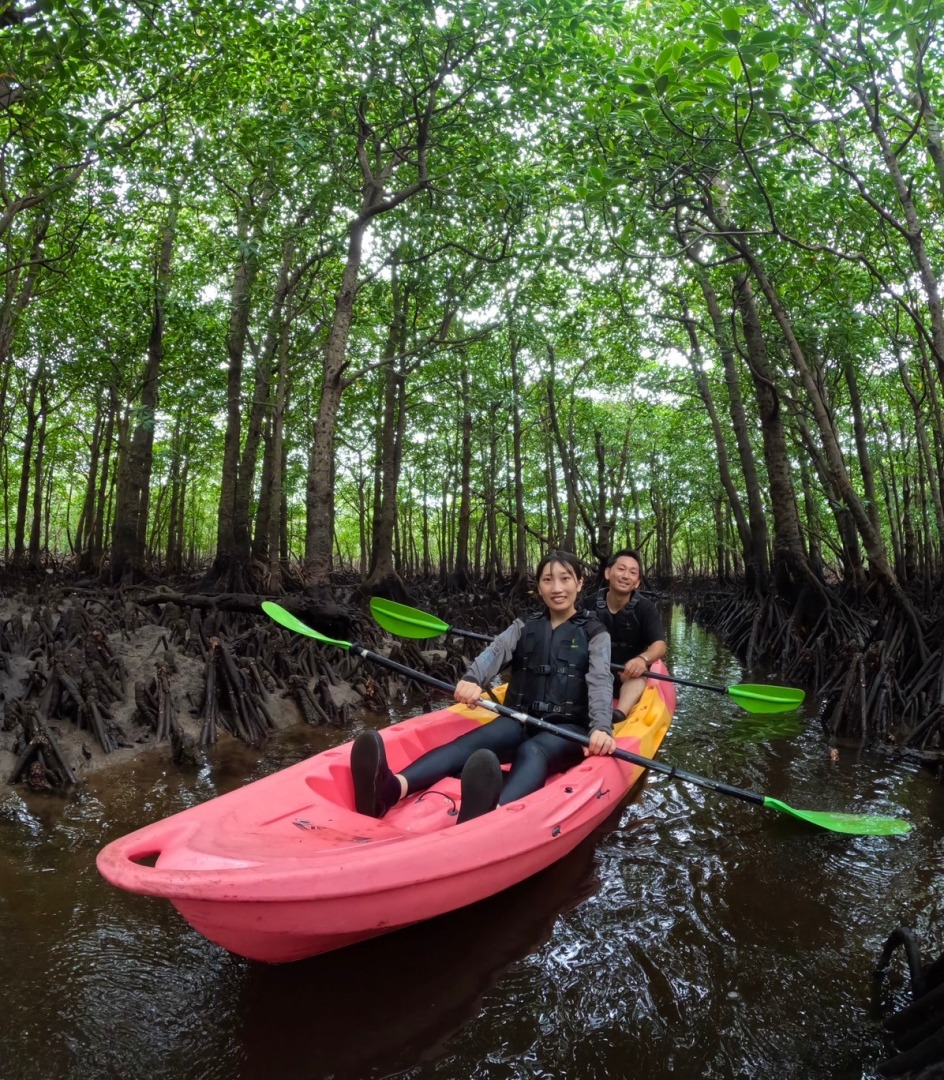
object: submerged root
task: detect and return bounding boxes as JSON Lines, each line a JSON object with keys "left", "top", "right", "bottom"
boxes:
{"left": 874, "top": 925, "right": 944, "bottom": 1077}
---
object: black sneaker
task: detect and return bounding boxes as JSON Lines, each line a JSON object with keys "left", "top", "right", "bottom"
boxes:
{"left": 351, "top": 730, "right": 395, "bottom": 818}
{"left": 456, "top": 749, "right": 503, "bottom": 824}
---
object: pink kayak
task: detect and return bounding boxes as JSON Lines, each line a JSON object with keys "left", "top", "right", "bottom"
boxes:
{"left": 97, "top": 669, "right": 675, "bottom": 963}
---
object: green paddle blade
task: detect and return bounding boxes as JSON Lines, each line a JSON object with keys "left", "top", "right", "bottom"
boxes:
{"left": 727, "top": 684, "right": 806, "bottom": 714}
{"left": 369, "top": 597, "right": 445, "bottom": 639}
{"left": 763, "top": 797, "right": 911, "bottom": 836}
{"left": 261, "top": 601, "right": 351, "bottom": 650}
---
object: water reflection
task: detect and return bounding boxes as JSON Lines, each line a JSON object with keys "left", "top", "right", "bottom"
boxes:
{"left": 237, "top": 824, "right": 608, "bottom": 1080}
{"left": 0, "top": 605, "right": 938, "bottom": 1080}
{"left": 725, "top": 711, "right": 806, "bottom": 743}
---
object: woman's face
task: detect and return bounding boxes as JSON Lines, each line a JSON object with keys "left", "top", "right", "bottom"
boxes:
{"left": 538, "top": 560, "right": 582, "bottom": 616}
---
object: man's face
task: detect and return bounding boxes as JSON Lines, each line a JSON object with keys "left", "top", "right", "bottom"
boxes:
{"left": 605, "top": 556, "right": 641, "bottom": 595}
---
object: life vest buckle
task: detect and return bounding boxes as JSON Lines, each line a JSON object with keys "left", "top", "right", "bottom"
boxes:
{"left": 530, "top": 700, "right": 565, "bottom": 715}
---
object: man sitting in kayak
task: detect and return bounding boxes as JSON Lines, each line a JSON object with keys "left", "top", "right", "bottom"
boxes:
{"left": 591, "top": 549, "right": 666, "bottom": 724}
{"left": 351, "top": 550, "right": 615, "bottom": 824}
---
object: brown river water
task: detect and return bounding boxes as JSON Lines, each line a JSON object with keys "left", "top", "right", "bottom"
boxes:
{"left": 1, "top": 606, "right": 942, "bottom": 1080}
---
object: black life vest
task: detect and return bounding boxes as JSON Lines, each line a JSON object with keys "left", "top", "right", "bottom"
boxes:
{"left": 503, "top": 610, "right": 605, "bottom": 724}
{"left": 595, "top": 587, "right": 643, "bottom": 667}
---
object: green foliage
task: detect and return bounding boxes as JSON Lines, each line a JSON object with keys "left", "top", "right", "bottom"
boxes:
{"left": 1, "top": 0, "right": 942, "bottom": 584}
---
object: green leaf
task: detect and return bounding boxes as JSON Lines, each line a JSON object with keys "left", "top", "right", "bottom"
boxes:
{"left": 749, "top": 30, "right": 783, "bottom": 46}
{"left": 729, "top": 55, "right": 743, "bottom": 79}
{"left": 701, "top": 21, "right": 728, "bottom": 43}
{"left": 654, "top": 45, "right": 675, "bottom": 72}
{"left": 755, "top": 107, "right": 773, "bottom": 132}
{"left": 762, "top": 51, "right": 780, "bottom": 72}
{"left": 723, "top": 28, "right": 742, "bottom": 45}
{"left": 721, "top": 8, "right": 741, "bottom": 32}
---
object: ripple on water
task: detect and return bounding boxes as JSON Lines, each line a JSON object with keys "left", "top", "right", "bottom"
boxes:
{"left": 0, "top": 608, "right": 932, "bottom": 1079}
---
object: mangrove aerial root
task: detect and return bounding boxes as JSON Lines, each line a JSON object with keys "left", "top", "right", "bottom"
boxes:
{"left": 7, "top": 700, "right": 78, "bottom": 787}
{"left": 0, "top": 584, "right": 506, "bottom": 790}
{"left": 682, "top": 580, "right": 943, "bottom": 762}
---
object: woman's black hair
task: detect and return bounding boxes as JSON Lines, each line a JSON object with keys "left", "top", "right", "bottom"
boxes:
{"left": 535, "top": 550, "right": 585, "bottom": 581}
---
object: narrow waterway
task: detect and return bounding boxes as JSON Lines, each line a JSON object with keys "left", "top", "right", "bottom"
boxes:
{"left": 1, "top": 606, "right": 941, "bottom": 1080}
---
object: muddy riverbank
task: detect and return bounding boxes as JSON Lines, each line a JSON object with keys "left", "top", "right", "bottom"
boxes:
{"left": 0, "top": 578, "right": 481, "bottom": 798}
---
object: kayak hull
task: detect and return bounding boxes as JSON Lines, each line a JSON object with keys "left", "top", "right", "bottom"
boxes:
{"left": 97, "top": 670, "right": 674, "bottom": 963}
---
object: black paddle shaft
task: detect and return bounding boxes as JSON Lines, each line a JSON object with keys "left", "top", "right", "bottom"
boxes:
{"left": 641, "top": 669, "right": 727, "bottom": 693}
{"left": 349, "top": 645, "right": 765, "bottom": 809}
{"left": 446, "top": 626, "right": 494, "bottom": 642}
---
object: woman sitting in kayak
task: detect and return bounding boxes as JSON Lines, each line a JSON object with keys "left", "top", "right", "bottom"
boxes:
{"left": 351, "top": 550, "right": 615, "bottom": 824}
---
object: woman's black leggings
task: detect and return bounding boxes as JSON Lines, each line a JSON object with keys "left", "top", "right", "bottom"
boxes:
{"left": 401, "top": 715, "right": 586, "bottom": 804}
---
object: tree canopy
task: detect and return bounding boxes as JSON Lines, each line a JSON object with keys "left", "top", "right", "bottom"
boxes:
{"left": 1, "top": 0, "right": 942, "bottom": 620}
